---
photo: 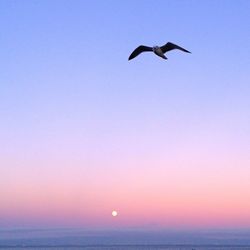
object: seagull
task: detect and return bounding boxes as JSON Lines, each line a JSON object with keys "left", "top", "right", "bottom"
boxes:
{"left": 128, "top": 42, "right": 191, "bottom": 60}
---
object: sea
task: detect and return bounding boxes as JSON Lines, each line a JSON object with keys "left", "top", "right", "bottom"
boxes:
{"left": 1, "top": 229, "right": 250, "bottom": 250}
{"left": 1, "top": 246, "right": 250, "bottom": 250}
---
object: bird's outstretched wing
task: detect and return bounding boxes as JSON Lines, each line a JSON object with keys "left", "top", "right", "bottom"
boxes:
{"left": 160, "top": 42, "right": 191, "bottom": 54}
{"left": 128, "top": 45, "right": 153, "bottom": 60}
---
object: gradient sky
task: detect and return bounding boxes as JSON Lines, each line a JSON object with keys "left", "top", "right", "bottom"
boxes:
{"left": 1, "top": 0, "right": 250, "bottom": 230}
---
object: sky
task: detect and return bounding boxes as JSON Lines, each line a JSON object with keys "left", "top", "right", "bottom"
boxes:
{"left": 1, "top": 0, "right": 250, "bottom": 231}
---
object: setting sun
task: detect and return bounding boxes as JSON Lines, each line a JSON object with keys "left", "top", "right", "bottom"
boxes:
{"left": 112, "top": 210, "right": 118, "bottom": 217}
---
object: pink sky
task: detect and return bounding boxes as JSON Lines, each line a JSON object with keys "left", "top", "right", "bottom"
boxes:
{"left": 1, "top": 146, "right": 250, "bottom": 228}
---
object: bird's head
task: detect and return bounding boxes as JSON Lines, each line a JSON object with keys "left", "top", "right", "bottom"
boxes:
{"left": 152, "top": 46, "right": 159, "bottom": 52}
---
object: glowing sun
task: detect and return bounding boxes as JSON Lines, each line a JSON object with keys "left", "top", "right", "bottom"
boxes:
{"left": 112, "top": 210, "right": 118, "bottom": 217}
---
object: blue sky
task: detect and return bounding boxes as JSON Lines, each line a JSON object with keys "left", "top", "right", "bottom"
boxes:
{"left": 1, "top": 0, "right": 249, "bottom": 127}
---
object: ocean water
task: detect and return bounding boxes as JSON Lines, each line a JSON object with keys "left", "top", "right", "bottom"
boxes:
{"left": 1, "top": 229, "right": 250, "bottom": 250}
{"left": 1, "top": 246, "right": 250, "bottom": 250}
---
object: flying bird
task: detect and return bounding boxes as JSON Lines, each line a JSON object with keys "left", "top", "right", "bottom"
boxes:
{"left": 128, "top": 42, "right": 191, "bottom": 60}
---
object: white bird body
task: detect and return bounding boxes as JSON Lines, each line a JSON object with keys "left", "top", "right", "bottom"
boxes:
{"left": 152, "top": 46, "right": 167, "bottom": 59}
